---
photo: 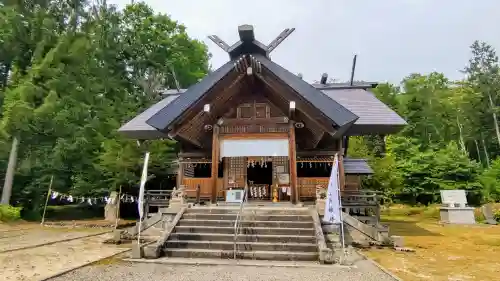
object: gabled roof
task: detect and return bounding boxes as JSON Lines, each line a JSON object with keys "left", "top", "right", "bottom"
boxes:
{"left": 118, "top": 94, "right": 181, "bottom": 139}
{"left": 146, "top": 61, "right": 236, "bottom": 132}
{"left": 254, "top": 54, "right": 358, "bottom": 128}
{"left": 145, "top": 26, "right": 359, "bottom": 134}
{"left": 343, "top": 158, "right": 373, "bottom": 175}
{"left": 320, "top": 88, "right": 406, "bottom": 135}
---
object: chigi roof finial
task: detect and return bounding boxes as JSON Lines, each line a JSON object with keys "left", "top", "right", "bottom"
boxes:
{"left": 208, "top": 25, "right": 295, "bottom": 60}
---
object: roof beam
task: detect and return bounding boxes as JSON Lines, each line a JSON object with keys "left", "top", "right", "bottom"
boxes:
{"left": 176, "top": 133, "right": 203, "bottom": 148}
{"left": 208, "top": 35, "right": 230, "bottom": 52}
{"left": 267, "top": 28, "right": 295, "bottom": 54}
{"left": 168, "top": 73, "right": 244, "bottom": 134}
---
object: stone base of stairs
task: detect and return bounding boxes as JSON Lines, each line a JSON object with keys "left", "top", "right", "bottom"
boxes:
{"left": 124, "top": 257, "right": 355, "bottom": 269}
{"left": 155, "top": 205, "right": 322, "bottom": 262}
{"left": 164, "top": 248, "right": 318, "bottom": 261}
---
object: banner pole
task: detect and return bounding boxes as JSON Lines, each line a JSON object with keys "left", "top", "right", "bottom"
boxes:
{"left": 137, "top": 152, "right": 150, "bottom": 246}
{"left": 114, "top": 185, "right": 122, "bottom": 230}
{"left": 41, "top": 175, "right": 54, "bottom": 226}
{"left": 337, "top": 155, "right": 346, "bottom": 262}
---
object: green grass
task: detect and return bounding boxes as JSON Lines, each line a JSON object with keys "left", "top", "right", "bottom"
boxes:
{"left": 364, "top": 204, "right": 500, "bottom": 281}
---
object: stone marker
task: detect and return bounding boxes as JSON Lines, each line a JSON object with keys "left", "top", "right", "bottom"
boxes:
{"left": 131, "top": 241, "right": 143, "bottom": 259}
{"left": 104, "top": 191, "right": 118, "bottom": 222}
{"left": 482, "top": 204, "right": 498, "bottom": 225}
{"left": 439, "top": 190, "right": 476, "bottom": 224}
{"left": 391, "top": 235, "right": 404, "bottom": 248}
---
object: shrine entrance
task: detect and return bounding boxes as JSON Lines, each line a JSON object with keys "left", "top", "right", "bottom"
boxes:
{"left": 247, "top": 159, "right": 272, "bottom": 201}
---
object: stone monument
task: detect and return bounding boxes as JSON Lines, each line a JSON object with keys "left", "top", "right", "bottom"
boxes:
{"left": 482, "top": 203, "right": 498, "bottom": 225}
{"left": 104, "top": 191, "right": 119, "bottom": 222}
{"left": 439, "top": 190, "right": 476, "bottom": 224}
{"left": 169, "top": 185, "right": 186, "bottom": 210}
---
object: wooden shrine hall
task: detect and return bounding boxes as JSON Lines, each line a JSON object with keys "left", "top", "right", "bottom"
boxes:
{"left": 119, "top": 24, "right": 406, "bottom": 207}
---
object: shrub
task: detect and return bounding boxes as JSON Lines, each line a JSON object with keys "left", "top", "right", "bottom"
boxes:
{"left": 494, "top": 210, "right": 500, "bottom": 223}
{"left": 0, "top": 205, "right": 22, "bottom": 222}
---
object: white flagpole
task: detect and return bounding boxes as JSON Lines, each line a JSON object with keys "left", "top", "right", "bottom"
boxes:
{"left": 336, "top": 154, "right": 346, "bottom": 262}
{"left": 137, "top": 152, "right": 150, "bottom": 245}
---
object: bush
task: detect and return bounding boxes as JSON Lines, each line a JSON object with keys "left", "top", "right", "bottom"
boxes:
{"left": 0, "top": 205, "right": 22, "bottom": 222}
{"left": 44, "top": 204, "right": 104, "bottom": 221}
{"left": 494, "top": 210, "right": 500, "bottom": 223}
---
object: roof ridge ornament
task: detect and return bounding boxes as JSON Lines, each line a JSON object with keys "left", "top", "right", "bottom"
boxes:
{"left": 207, "top": 25, "right": 295, "bottom": 60}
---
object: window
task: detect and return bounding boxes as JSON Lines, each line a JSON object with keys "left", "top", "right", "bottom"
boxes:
{"left": 237, "top": 103, "right": 270, "bottom": 119}
{"left": 238, "top": 104, "right": 253, "bottom": 119}
{"left": 255, "top": 104, "right": 269, "bottom": 118}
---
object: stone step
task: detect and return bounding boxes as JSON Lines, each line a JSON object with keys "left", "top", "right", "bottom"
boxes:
{"left": 164, "top": 248, "right": 319, "bottom": 261}
{"left": 177, "top": 219, "right": 314, "bottom": 228}
{"left": 186, "top": 207, "right": 310, "bottom": 216}
{"left": 182, "top": 213, "right": 313, "bottom": 222}
{"left": 173, "top": 225, "right": 315, "bottom": 236}
{"left": 165, "top": 240, "right": 318, "bottom": 252}
{"left": 169, "top": 233, "right": 316, "bottom": 244}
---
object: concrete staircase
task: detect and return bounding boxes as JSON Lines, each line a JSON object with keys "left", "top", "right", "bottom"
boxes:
{"left": 163, "top": 206, "right": 319, "bottom": 261}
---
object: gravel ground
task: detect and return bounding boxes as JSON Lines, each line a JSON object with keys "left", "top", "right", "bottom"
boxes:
{"left": 1, "top": 232, "right": 127, "bottom": 281}
{"left": 49, "top": 259, "right": 396, "bottom": 281}
{"left": 0, "top": 228, "right": 105, "bottom": 252}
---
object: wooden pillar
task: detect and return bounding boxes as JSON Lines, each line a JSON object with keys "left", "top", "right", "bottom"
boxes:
{"left": 338, "top": 138, "right": 346, "bottom": 191}
{"left": 210, "top": 125, "right": 220, "bottom": 204}
{"left": 176, "top": 158, "right": 184, "bottom": 188}
{"left": 288, "top": 122, "right": 298, "bottom": 204}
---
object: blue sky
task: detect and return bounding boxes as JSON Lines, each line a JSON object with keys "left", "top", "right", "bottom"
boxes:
{"left": 109, "top": 0, "right": 500, "bottom": 84}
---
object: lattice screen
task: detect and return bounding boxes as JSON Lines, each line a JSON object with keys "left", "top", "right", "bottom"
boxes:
{"left": 226, "top": 157, "right": 246, "bottom": 188}
{"left": 183, "top": 163, "right": 194, "bottom": 177}
{"left": 272, "top": 156, "right": 289, "bottom": 180}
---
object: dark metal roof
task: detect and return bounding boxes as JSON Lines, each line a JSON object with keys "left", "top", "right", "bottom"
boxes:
{"left": 312, "top": 82, "right": 379, "bottom": 90}
{"left": 343, "top": 158, "right": 373, "bottom": 174}
{"left": 118, "top": 94, "right": 181, "bottom": 139}
{"left": 146, "top": 60, "right": 236, "bottom": 132}
{"left": 320, "top": 88, "right": 406, "bottom": 135}
{"left": 254, "top": 54, "right": 359, "bottom": 128}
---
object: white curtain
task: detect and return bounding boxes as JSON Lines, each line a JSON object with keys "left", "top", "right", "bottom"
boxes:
{"left": 220, "top": 139, "right": 289, "bottom": 159}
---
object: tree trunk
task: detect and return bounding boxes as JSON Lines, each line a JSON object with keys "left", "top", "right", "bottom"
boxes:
{"left": 1, "top": 137, "right": 19, "bottom": 205}
{"left": 487, "top": 93, "right": 500, "bottom": 147}
{"left": 481, "top": 136, "right": 490, "bottom": 168}
{"left": 474, "top": 139, "right": 482, "bottom": 164}
{"left": 456, "top": 115, "right": 467, "bottom": 153}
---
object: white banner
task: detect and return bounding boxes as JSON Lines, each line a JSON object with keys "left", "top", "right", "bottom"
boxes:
{"left": 138, "top": 152, "right": 150, "bottom": 219}
{"left": 323, "top": 154, "right": 342, "bottom": 224}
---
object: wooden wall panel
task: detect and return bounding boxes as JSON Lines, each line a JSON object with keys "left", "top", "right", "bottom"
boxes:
{"left": 297, "top": 177, "right": 329, "bottom": 200}
{"left": 183, "top": 178, "right": 223, "bottom": 198}
{"left": 345, "top": 175, "right": 361, "bottom": 191}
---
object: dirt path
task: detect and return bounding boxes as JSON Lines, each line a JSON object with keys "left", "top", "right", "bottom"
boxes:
{"left": 0, "top": 227, "right": 106, "bottom": 253}
{"left": 0, "top": 232, "right": 128, "bottom": 281}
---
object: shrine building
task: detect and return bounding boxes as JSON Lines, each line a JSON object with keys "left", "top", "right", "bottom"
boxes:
{"left": 118, "top": 25, "right": 406, "bottom": 211}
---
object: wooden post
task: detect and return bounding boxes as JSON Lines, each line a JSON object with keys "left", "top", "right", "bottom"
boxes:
{"left": 210, "top": 125, "right": 220, "bottom": 204}
{"left": 114, "top": 185, "right": 122, "bottom": 230}
{"left": 196, "top": 185, "right": 201, "bottom": 205}
{"left": 338, "top": 139, "right": 346, "bottom": 191}
{"left": 288, "top": 122, "right": 298, "bottom": 204}
{"left": 40, "top": 175, "right": 54, "bottom": 225}
{"left": 176, "top": 158, "right": 184, "bottom": 188}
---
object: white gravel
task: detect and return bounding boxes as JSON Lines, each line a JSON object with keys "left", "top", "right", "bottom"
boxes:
{"left": 1, "top": 233, "right": 126, "bottom": 281}
{"left": 49, "top": 260, "right": 397, "bottom": 281}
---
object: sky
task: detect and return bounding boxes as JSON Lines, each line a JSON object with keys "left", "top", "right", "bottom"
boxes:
{"left": 108, "top": 0, "right": 500, "bottom": 84}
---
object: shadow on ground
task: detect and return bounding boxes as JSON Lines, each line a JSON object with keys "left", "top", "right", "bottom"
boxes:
{"left": 383, "top": 219, "right": 442, "bottom": 236}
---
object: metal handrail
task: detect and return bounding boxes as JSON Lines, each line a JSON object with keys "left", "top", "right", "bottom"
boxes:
{"left": 233, "top": 184, "right": 248, "bottom": 259}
